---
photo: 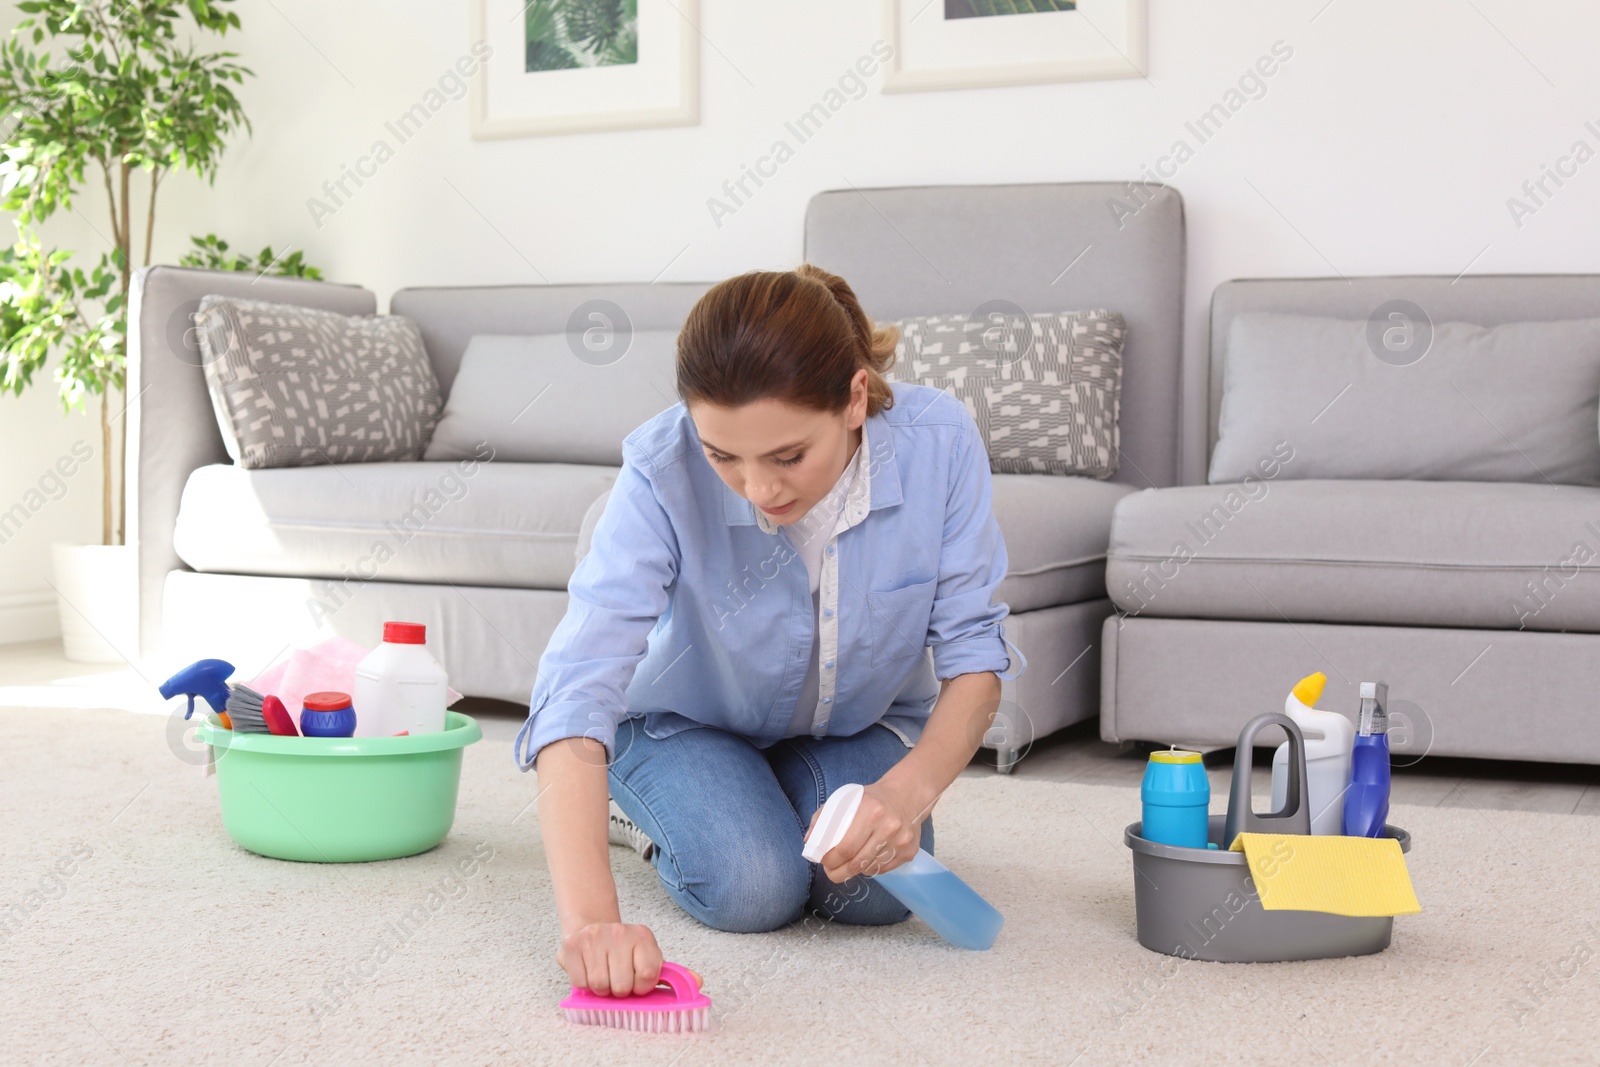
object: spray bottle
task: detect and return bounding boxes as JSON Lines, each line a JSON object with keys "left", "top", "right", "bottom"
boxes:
{"left": 1342, "top": 681, "right": 1391, "bottom": 837}
{"left": 158, "top": 658, "right": 235, "bottom": 721}
{"left": 802, "top": 783, "right": 1004, "bottom": 950}
{"left": 1269, "top": 671, "right": 1354, "bottom": 835}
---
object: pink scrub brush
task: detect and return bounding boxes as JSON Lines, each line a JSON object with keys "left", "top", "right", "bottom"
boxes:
{"left": 560, "top": 962, "right": 712, "bottom": 1033}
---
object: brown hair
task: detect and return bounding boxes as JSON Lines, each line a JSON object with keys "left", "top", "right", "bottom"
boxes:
{"left": 676, "top": 263, "right": 899, "bottom": 417}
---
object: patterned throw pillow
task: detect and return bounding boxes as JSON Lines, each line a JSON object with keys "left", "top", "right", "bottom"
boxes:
{"left": 195, "top": 295, "right": 443, "bottom": 470}
{"left": 886, "top": 309, "right": 1127, "bottom": 479}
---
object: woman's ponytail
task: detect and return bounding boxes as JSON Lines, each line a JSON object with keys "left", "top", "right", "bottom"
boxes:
{"left": 677, "top": 262, "right": 899, "bottom": 417}
{"left": 793, "top": 263, "right": 899, "bottom": 417}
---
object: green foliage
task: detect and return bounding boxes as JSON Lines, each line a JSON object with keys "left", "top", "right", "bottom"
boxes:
{"left": 0, "top": 0, "right": 251, "bottom": 228}
{"left": 0, "top": 223, "right": 123, "bottom": 407}
{"left": 525, "top": 37, "right": 578, "bottom": 72}
{"left": 524, "top": 0, "right": 637, "bottom": 71}
{"left": 0, "top": 1, "right": 254, "bottom": 411}
{"left": 525, "top": 2, "right": 575, "bottom": 71}
{"left": 0, "top": 2, "right": 310, "bottom": 544}
{"left": 0, "top": 1, "right": 253, "bottom": 417}
{"left": 596, "top": 21, "right": 636, "bottom": 66}
{"left": 178, "top": 233, "right": 322, "bottom": 279}
{"left": 562, "top": 0, "right": 633, "bottom": 55}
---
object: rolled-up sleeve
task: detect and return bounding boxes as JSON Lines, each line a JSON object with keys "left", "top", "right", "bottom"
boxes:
{"left": 513, "top": 451, "right": 679, "bottom": 770}
{"left": 927, "top": 415, "right": 1028, "bottom": 683}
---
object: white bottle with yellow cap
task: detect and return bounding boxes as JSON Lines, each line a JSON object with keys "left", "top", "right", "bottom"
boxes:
{"left": 1269, "top": 671, "right": 1354, "bottom": 835}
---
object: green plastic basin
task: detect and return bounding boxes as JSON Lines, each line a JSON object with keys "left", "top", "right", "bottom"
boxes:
{"left": 196, "top": 711, "right": 482, "bottom": 863}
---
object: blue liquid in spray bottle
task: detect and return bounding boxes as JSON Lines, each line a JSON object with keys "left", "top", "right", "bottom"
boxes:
{"left": 1342, "top": 680, "right": 1391, "bottom": 837}
{"left": 802, "top": 783, "right": 1004, "bottom": 950}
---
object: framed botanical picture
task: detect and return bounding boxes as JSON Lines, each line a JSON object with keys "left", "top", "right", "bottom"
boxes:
{"left": 882, "top": 0, "right": 1146, "bottom": 93}
{"left": 469, "top": 0, "right": 699, "bottom": 139}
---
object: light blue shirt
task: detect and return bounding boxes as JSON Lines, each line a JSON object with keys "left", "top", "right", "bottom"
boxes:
{"left": 513, "top": 381, "right": 1028, "bottom": 771}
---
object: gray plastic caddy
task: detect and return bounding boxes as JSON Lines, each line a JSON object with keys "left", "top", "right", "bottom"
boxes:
{"left": 1124, "top": 712, "right": 1412, "bottom": 963}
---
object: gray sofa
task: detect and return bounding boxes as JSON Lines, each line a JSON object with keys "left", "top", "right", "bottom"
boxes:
{"left": 128, "top": 180, "right": 1187, "bottom": 770}
{"left": 1100, "top": 275, "right": 1600, "bottom": 766}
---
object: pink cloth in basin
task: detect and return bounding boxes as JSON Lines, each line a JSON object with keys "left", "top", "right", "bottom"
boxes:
{"left": 247, "top": 637, "right": 463, "bottom": 724}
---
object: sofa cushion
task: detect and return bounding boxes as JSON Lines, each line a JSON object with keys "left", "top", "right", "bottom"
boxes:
{"left": 175, "top": 460, "right": 1128, "bottom": 615}
{"left": 423, "top": 332, "right": 679, "bottom": 466}
{"left": 1107, "top": 479, "right": 1600, "bottom": 632}
{"left": 989, "top": 473, "right": 1136, "bottom": 612}
{"left": 1209, "top": 312, "right": 1600, "bottom": 486}
{"left": 887, "top": 310, "right": 1127, "bottom": 479}
{"left": 173, "top": 459, "right": 618, "bottom": 592}
{"left": 196, "top": 295, "right": 442, "bottom": 469}
{"left": 571, "top": 472, "right": 1130, "bottom": 614}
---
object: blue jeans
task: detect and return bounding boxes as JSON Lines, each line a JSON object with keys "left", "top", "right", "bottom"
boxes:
{"left": 607, "top": 717, "right": 936, "bottom": 934}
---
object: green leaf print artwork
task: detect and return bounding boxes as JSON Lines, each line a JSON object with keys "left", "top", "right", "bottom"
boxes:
{"left": 526, "top": 0, "right": 640, "bottom": 72}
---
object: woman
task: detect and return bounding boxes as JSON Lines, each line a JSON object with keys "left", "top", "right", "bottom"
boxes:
{"left": 515, "top": 263, "right": 1027, "bottom": 996}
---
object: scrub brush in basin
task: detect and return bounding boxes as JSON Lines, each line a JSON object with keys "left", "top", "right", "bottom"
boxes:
{"left": 261, "top": 694, "right": 299, "bottom": 736}
{"left": 225, "top": 683, "right": 271, "bottom": 734}
{"left": 561, "top": 962, "right": 712, "bottom": 1032}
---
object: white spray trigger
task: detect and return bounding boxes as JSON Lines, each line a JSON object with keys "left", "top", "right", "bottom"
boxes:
{"left": 802, "top": 782, "right": 865, "bottom": 864}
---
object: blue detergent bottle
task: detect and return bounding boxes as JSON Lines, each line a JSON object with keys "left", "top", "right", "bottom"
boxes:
{"left": 1342, "top": 680, "right": 1392, "bottom": 837}
{"left": 802, "top": 783, "right": 1004, "bottom": 950}
{"left": 1140, "top": 749, "right": 1211, "bottom": 848}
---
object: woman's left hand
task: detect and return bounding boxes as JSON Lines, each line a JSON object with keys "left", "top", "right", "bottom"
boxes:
{"left": 805, "top": 779, "right": 927, "bottom": 884}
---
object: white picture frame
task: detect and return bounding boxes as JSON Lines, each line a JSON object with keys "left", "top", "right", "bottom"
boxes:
{"left": 882, "top": 0, "right": 1146, "bottom": 94}
{"left": 469, "top": 0, "right": 700, "bottom": 140}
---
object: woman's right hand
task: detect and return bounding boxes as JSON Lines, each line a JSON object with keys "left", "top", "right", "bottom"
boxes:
{"left": 556, "top": 921, "right": 663, "bottom": 996}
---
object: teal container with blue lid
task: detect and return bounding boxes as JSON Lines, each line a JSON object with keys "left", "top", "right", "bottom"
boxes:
{"left": 1141, "top": 749, "right": 1210, "bottom": 849}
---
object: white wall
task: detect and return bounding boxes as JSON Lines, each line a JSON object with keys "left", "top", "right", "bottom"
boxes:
{"left": 4, "top": 0, "right": 1598, "bottom": 639}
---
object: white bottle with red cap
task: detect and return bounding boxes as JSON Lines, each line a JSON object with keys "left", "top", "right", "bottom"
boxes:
{"left": 352, "top": 621, "right": 450, "bottom": 736}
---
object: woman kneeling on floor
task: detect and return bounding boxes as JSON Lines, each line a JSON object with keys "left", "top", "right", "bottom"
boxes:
{"left": 515, "top": 263, "right": 1026, "bottom": 995}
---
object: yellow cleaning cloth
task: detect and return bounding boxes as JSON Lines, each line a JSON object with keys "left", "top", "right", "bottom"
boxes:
{"left": 1229, "top": 833, "right": 1422, "bottom": 917}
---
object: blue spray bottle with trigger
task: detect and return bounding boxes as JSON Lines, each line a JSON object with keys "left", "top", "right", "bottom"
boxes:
{"left": 159, "top": 658, "right": 236, "bottom": 720}
{"left": 1342, "top": 680, "right": 1391, "bottom": 837}
{"left": 802, "top": 782, "right": 1004, "bottom": 950}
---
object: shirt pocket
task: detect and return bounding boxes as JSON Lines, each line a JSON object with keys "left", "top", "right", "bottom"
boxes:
{"left": 867, "top": 576, "right": 938, "bottom": 667}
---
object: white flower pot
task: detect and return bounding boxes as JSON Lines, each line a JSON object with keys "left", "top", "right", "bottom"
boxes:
{"left": 51, "top": 543, "right": 138, "bottom": 664}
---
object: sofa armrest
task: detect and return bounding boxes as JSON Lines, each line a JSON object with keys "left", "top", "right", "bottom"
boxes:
{"left": 126, "top": 266, "right": 378, "bottom": 659}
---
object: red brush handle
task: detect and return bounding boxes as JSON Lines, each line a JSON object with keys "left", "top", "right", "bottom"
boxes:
{"left": 261, "top": 695, "right": 299, "bottom": 736}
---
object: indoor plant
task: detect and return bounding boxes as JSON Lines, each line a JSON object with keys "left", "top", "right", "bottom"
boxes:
{"left": 0, "top": 1, "right": 316, "bottom": 661}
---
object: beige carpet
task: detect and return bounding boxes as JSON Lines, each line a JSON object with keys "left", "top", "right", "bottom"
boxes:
{"left": 3, "top": 705, "right": 1598, "bottom": 1066}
